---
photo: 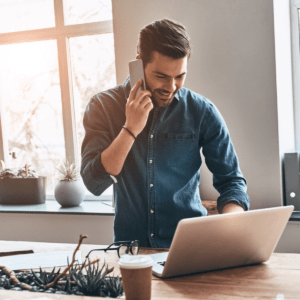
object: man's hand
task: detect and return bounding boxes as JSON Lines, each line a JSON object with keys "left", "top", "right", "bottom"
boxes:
{"left": 124, "top": 79, "right": 153, "bottom": 137}
{"left": 222, "top": 203, "right": 244, "bottom": 214}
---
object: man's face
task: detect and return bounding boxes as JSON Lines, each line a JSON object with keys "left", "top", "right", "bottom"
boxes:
{"left": 140, "top": 51, "right": 188, "bottom": 108}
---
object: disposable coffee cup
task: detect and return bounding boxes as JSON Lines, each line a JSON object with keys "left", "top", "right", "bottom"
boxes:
{"left": 119, "top": 254, "right": 154, "bottom": 300}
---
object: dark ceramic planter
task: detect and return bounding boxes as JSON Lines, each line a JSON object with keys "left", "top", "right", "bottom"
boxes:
{"left": 0, "top": 176, "right": 47, "bottom": 205}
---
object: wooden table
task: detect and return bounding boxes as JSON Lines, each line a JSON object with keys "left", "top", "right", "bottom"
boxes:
{"left": 0, "top": 240, "right": 300, "bottom": 299}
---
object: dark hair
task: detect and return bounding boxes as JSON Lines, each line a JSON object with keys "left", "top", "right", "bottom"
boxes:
{"left": 137, "top": 19, "right": 191, "bottom": 66}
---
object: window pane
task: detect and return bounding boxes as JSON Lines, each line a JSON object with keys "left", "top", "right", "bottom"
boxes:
{"left": 0, "top": 0, "right": 55, "bottom": 34}
{"left": 65, "top": 0, "right": 112, "bottom": 25}
{"left": 0, "top": 40, "right": 65, "bottom": 194}
{"left": 69, "top": 33, "right": 116, "bottom": 196}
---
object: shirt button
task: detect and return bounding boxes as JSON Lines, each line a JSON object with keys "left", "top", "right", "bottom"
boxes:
{"left": 150, "top": 233, "right": 154, "bottom": 237}
{"left": 150, "top": 184, "right": 153, "bottom": 187}
{"left": 150, "top": 134, "right": 154, "bottom": 138}
{"left": 150, "top": 209, "right": 154, "bottom": 213}
{"left": 149, "top": 160, "right": 153, "bottom": 163}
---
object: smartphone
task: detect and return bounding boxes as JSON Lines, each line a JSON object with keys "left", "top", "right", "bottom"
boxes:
{"left": 129, "top": 59, "right": 146, "bottom": 95}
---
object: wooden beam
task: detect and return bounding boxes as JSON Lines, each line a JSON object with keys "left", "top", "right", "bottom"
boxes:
{"left": 0, "top": 20, "right": 113, "bottom": 46}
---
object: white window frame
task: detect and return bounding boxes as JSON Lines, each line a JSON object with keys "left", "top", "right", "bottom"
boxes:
{"left": 291, "top": 0, "right": 300, "bottom": 151}
{"left": 0, "top": 0, "right": 114, "bottom": 201}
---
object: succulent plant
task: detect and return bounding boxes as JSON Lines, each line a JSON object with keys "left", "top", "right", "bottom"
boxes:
{"left": 17, "top": 166, "right": 38, "bottom": 178}
{"left": 0, "top": 234, "right": 124, "bottom": 298}
{"left": 31, "top": 267, "right": 61, "bottom": 287}
{"left": 101, "top": 275, "right": 123, "bottom": 298}
{"left": 0, "top": 169, "right": 16, "bottom": 179}
{"left": 69, "top": 258, "right": 108, "bottom": 296}
{"left": 56, "top": 158, "right": 80, "bottom": 181}
{"left": 0, "top": 161, "right": 38, "bottom": 179}
{"left": 0, "top": 260, "right": 124, "bottom": 297}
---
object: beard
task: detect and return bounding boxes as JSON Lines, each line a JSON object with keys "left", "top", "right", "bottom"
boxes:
{"left": 145, "top": 84, "right": 179, "bottom": 108}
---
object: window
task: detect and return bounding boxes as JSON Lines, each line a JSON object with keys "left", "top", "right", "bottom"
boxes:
{"left": 0, "top": 0, "right": 115, "bottom": 200}
{"left": 280, "top": 0, "right": 300, "bottom": 212}
{"left": 291, "top": 0, "right": 300, "bottom": 151}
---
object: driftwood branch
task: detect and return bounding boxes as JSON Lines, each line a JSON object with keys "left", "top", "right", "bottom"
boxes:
{"left": 75, "top": 258, "right": 114, "bottom": 274}
{"left": 76, "top": 258, "right": 100, "bottom": 270}
{"left": 57, "top": 280, "right": 76, "bottom": 285}
{"left": 45, "top": 234, "right": 87, "bottom": 289}
{"left": 0, "top": 250, "right": 34, "bottom": 257}
{"left": 0, "top": 234, "right": 89, "bottom": 292}
{"left": 0, "top": 265, "right": 32, "bottom": 291}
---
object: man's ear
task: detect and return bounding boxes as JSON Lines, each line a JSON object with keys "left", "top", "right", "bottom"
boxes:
{"left": 136, "top": 54, "right": 141, "bottom": 59}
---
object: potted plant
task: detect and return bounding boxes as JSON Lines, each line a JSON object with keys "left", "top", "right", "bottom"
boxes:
{"left": 0, "top": 161, "right": 47, "bottom": 205}
{"left": 54, "top": 159, "right": 85, "bottom": 207}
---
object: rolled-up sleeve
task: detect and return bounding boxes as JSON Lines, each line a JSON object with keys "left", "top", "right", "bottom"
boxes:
{"left": 81, "top": 95, "right": 121, "bottom": 196}
{"left": 201, "top": 102, "right": 250, "bottom": 213}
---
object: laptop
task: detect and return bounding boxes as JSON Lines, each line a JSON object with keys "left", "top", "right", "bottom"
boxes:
{"left": 149, "top": 205, "right": 294, "bottom": 278}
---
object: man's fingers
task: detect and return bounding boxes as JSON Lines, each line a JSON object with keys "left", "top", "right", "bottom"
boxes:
{"left": 144, "top": 102, "right": 154, "bottom": 114}
{"left": 128, "top": 79, "right": 143, "bottom": 103}
{"left": 141, "top": 97, "right": 153, "bottom": 109}
{"left": 136, "top": 90, "right": 152, "bottom": 104}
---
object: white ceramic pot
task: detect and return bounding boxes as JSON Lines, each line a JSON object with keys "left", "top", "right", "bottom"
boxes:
{"left": 54, "top": 180, "right": 85, "bottom": 207}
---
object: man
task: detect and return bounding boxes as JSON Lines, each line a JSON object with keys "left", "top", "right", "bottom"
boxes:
{"left": 81, "top": 19, "right": 250, "bottom": 248}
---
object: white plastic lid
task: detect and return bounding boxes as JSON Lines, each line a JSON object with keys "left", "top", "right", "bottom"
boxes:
{"left": 118, "top": 255, "right": 154, "bottom": 269}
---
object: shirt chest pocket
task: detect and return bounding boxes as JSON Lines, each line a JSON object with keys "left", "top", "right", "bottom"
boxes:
{"left": 163, "top": 132, "right": 195, "bottom": 143}
{"left": 160, "top": 132, "right": 197, "bottom": 167}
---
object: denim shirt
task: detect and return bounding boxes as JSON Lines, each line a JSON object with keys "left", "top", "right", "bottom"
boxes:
{"left": 81, "top": 77, "right": 250, "bottom": 248}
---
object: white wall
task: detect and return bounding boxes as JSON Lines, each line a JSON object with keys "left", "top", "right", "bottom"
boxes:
{"left": 112, "top": 0, "right": 281, "bottom": 209}
{"left": 111, "top": 0, "right": 300, "bottom": 253}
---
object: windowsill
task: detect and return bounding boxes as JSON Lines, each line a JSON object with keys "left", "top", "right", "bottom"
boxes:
{"left": 290, "top": 211, "right": 300, "bottom": 221}
{"left": 46, "top": 194, "right": 113, "bottom": 201}
{"left": 0, "top": 200, "right": 114, "bottom": 216}
{"left": 0, "top": 199, "right": 298, "bottom": 220}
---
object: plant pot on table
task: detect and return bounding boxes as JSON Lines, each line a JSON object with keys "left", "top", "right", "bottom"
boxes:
{"left": 54, "top": 180, "right": 85, "bottom": 207}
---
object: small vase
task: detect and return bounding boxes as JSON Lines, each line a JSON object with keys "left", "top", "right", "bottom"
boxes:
{"left": 54, "top": 180, "right": 85, "bottom": 207}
